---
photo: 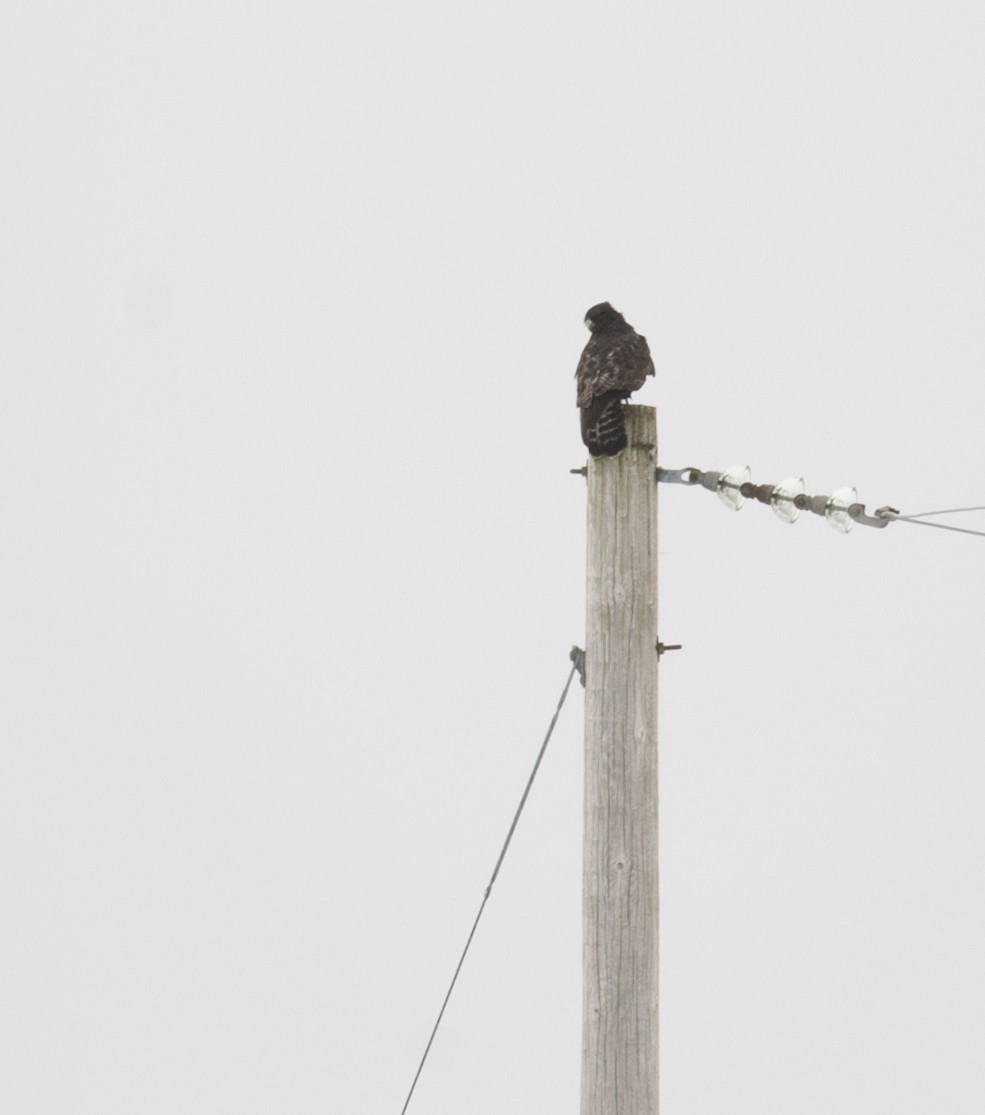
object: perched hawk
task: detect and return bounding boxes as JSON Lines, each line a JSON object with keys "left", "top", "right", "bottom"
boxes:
{"left": 575, "top": 302, "right": 655, "bottom": 456}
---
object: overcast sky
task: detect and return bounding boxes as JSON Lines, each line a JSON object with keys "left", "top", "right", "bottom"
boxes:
{"left": 3, "top": 1, "right": 985, "bottom": 1112}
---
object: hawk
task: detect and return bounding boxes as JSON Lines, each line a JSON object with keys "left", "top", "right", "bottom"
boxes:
{"left": 575, "top": 302, "right": 654, "bottom": 456}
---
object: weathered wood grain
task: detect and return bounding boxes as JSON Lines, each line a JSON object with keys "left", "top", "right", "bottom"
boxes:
{"left": 582, "top": 405, "right": 659, "bottom": 1115}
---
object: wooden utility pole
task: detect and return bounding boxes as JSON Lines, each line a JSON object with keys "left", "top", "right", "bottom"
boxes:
{"left": 582, "top": 405, "right": 659, "bottom": 1115}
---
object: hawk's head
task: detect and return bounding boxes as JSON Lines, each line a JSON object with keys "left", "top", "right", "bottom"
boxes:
{"left": 584, "top": 302, "right": 626, "bottom": 332}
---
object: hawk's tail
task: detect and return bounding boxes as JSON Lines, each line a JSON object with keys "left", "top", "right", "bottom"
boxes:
{"left": 581, "top": 392, "right": 627, "bottom": 457}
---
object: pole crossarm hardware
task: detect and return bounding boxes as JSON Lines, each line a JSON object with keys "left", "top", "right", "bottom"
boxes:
{"left": 656, "top": 465, "right": 897, "bottom": 533}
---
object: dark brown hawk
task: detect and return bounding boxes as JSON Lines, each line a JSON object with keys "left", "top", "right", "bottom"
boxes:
{"left": 575, "top": 302, "right": 655, "bottom": 456}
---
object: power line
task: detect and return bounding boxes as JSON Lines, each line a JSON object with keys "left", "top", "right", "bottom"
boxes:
{"left": 398, "top": 652, "right": 582, "bottom": 1115}
{"left": 894, "top": 505, "right": 985, "bottom": 520}
{"left": 877, "top": 512, "right": 985, "bottom": 539}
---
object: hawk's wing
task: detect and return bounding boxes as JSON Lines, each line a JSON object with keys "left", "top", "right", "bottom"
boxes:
{"left": 576, "top": 332, "right": 654, "bottom": 408}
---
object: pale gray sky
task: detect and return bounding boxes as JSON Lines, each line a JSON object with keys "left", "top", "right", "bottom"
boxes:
{"left": 3, "top": 2, "right": 985, "bottom": 1112}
